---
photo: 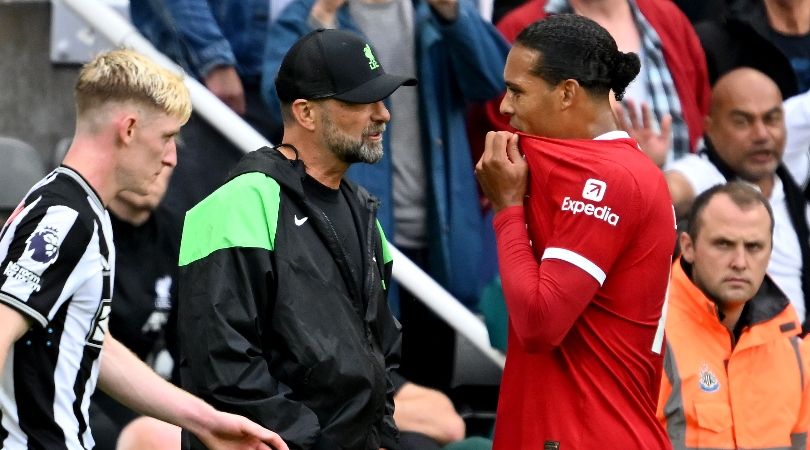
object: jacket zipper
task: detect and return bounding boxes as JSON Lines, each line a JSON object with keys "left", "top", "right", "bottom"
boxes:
{"left": 316, "top": 208, "right": 365, "bottom": 314}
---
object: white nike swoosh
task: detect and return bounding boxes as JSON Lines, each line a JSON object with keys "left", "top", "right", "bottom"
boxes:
{"left": 294, "top": 215, "right": 308, "bottom": 226}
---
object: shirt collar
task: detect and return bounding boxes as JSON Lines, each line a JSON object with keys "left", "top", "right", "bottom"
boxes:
{"left": 594, "top": 130, "right": 630, "bottom": 140}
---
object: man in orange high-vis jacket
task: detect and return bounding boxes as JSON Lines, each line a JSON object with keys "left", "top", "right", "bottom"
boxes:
{"left": 659, "top": 181, "right": 810, "bottom": 449}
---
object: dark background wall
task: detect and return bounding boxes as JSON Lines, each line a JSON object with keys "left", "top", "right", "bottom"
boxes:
{"left": 0, "top": 0, "right": 80, "bottom": 168}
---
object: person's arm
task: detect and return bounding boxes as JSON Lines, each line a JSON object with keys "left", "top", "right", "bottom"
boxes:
{"left": 664, "top": 171, "right": 696, "bottom": 219}
{"left": 614, "top": 99, "right": 672, "bottom": 168}
{"left": 205, "top": 66, "right": 246, "bottom": 115}
{"left": 131, "top": 0, "right": 245, "bottom": 113}
{"left": 475, "top": 131, "right": 525, "bottom": 212}
{"left": 476, "top": 132, "right": 639, "bottom": 351}
{"left": 98, "top": 335, "right": 288, "bottom": 450}
{"left": 431, "top": 0, "right": 511, "bottom": 101}
{"left": 178, "top": 247, "right": 323, "bottom": 449}
{"left": 492, "top": 208, "right": 601, "bottom": 351}
{"left": 177, "top": 176, "right": 323, "bottom": 449}
{"left": 0, "top": 203, "right": 93, "bottom": 364}
{"left": 476, "top": 132, "right": 598, "bottom": 350}
{"left": 393, "top": 381, "right": 465, "bottom": 445}
{"left": 260, "top": 0, "right": 319, "bottom": 129}
{"left": 664, "top": 153, "right": 727, "bottom": 219}
{"left": 0, "top": 304, "right": 30, "bottom": 374}
{"left": 309, "top": 0, "right": 345, "bottom": 28}
{"left": 133, "top": 0, "right": 236, "bottom": 78}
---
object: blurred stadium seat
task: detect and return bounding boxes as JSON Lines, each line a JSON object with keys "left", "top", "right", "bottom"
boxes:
{"left": 0, "top": 136, "right": 46, "bottom": 216}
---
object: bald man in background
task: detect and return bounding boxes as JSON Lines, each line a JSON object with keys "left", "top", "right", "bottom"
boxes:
{"left": 666, "top": 67, "right": 810, "bottom": 332}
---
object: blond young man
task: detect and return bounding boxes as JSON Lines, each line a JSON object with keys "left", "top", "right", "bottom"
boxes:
{"left": 0, "top": 49, "right": 287, "bottom": 450}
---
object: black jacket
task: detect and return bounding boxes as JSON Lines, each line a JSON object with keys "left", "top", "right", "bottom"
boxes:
{"left": 177, "top": 147, "right": 401, "bottom": 449}
{"left": 695, "top": 0, "right": 800, "bottom": 98}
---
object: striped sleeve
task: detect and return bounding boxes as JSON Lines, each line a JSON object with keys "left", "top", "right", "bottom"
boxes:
{"left": 0, "top": 197, "right": 93, "bottom": 327}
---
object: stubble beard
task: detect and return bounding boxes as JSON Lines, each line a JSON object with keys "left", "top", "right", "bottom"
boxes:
{"left": 321, "top": 113, "right": 385, "bottom": 164}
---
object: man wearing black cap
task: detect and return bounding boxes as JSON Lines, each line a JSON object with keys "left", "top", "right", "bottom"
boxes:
{"left": 177, "top": 29, "right": 415, "bottom": 450}
{"left": 262, "top": 0, "right": 509, "bottom": 406}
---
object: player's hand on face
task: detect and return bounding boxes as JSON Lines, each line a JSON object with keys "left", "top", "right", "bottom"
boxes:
{"left": 475, "top": 131, "right": 527, "bottom": 213}
{"left": 195, "top": 411, "right": 289, "bottom": 450}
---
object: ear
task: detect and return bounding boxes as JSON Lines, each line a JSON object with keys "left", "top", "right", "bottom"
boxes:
{"left": 679, "top": 231, "right": 695, "bottom": 263}
{"left": 292, "top": 99, "right": 317, "bottom": 131}
{"left": 559, "top": 79, "right": 579, "bottom": 110}
{"left": 116, "top": 113, "right": 138, "bottom": 145}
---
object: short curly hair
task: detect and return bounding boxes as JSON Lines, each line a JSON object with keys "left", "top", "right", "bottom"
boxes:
{"left": 687, "top": 182, "right": 774, "bottom": 240}
{"left": 515, "top": 14, "right": 640, "bottom": 101}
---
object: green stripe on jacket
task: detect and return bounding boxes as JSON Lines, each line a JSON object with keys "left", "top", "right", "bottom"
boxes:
{"left": 179, "top": 173, "right": 281, "bottom": 267}
{"left": 376, "top": 219, "right": 392, "bottom": 265}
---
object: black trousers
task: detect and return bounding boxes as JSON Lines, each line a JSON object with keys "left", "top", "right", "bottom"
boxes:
{"left": 397, "top": 247, "right": 457, "bottom": 393}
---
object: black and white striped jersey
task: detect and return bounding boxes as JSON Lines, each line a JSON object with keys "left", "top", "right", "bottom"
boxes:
{"left": 0, "top": 166, "right": 114, "bottom": 450}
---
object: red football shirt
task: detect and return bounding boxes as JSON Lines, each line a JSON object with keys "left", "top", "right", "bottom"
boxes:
{"left": 492, "top": 132, "right": 675, "bottom": 449}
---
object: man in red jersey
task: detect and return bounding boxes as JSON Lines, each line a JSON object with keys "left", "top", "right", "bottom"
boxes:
{"left": 475, "top": 14, "right": 675, "bottom": 449}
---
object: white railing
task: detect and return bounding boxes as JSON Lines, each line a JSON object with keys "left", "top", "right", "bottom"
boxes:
{"left": 60, "top": 0, "right": 505, "bottom": 369}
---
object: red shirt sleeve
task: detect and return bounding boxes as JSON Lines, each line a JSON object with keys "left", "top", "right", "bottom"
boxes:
{"left": 542, "top": 177, "right": 639, "bottom": 282}
{"left": 494, "top": 206, "right": 600, "bottom": 353}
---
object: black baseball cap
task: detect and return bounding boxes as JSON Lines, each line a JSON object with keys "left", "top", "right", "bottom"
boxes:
{"left": 275, "top": 28, "right": 417, "bottom": 104}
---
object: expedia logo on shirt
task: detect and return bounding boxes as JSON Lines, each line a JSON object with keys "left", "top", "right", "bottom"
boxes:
{"left": 561, "top": 197, "right": 620, "bottom": 226}
{"left": 560, "top": 179, "right": 620, "bottom": 226}
{"left": 582, "top": 178, "right": 606, "bottom": 201}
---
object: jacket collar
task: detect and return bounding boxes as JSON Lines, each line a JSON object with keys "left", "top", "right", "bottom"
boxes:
{"left": 227, "top": 145, "right": 381, "bottom": 304}
{"left": 672, "top": 257, "right": 799, "bottom": 346}
{"left": 225, "top": 145, "right": 377, "bottom": 207}
{"left": 726, "top": 0, "right": 770, "bottom": 35}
